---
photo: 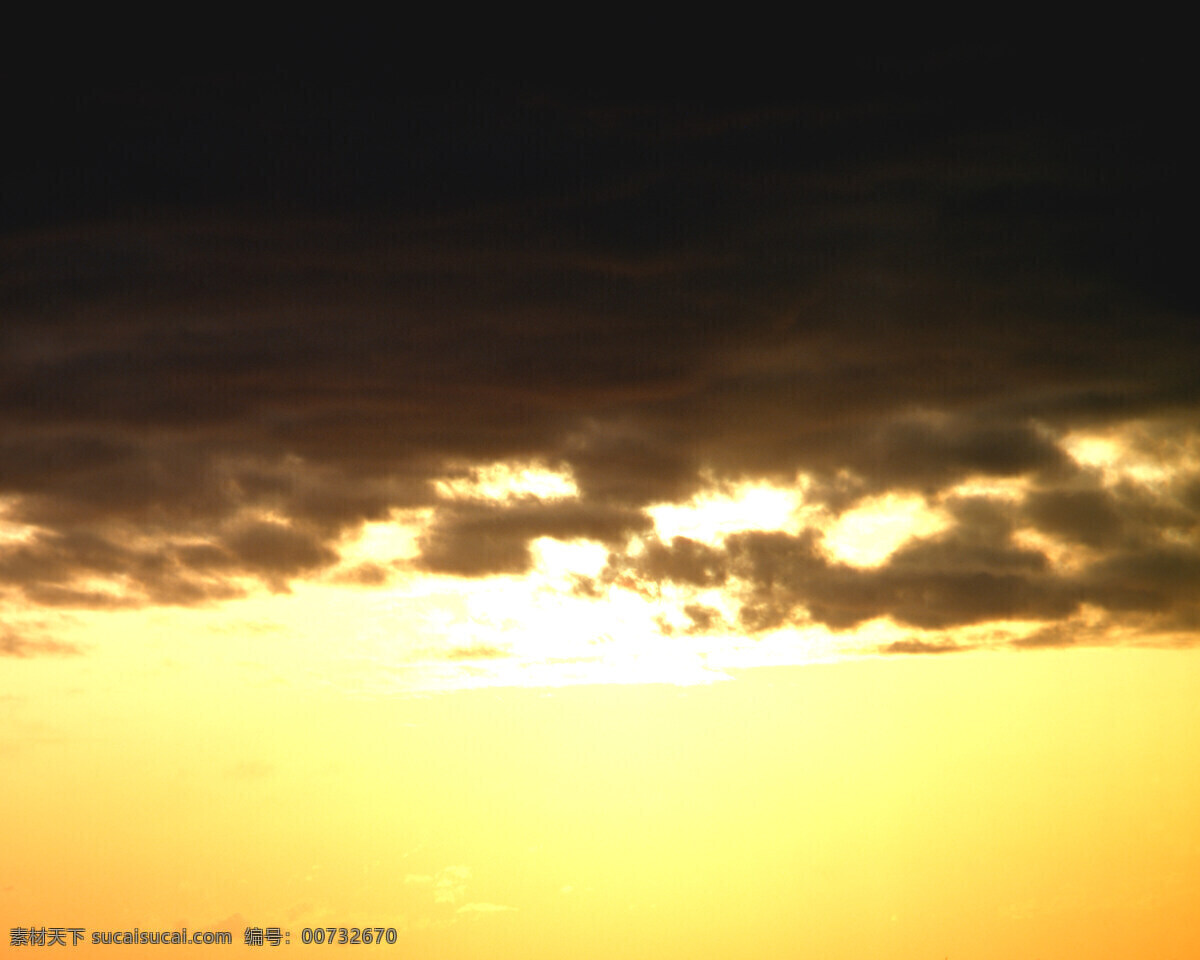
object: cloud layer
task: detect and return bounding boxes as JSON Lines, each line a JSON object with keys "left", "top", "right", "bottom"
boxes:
{"left": 3, "top": 57, "right": 1197, "bottom": 650}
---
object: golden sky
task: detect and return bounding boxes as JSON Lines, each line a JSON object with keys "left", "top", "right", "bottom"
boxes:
{"left": 6, "top": 643, "right": 1200, "bottom": 958}
{"left": 4, "top": 44, "right": 1200, "bottom": 958}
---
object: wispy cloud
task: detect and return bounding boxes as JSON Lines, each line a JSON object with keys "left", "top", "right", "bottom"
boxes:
{"left": 0, "top": 627, "right": 81, "bottom": 658}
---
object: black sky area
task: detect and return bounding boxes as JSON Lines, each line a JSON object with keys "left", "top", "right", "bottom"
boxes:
{"left": 3, "top": 42, "right": 1199, "bottom": 645}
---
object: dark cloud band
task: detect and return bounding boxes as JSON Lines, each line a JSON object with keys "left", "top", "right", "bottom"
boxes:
{"left": 2, "top": 68, "right": 1197, "bottom": 650}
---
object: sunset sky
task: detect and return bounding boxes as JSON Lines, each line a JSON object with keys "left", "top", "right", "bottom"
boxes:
{"left": 3, "top": 42, "right": 1199, "bottom": 957}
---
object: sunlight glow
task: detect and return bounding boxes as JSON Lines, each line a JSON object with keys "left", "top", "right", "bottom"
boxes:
{"left": 340, "top": 508, "right": 432, "bottom": 562}
{"left": 1063, "top": 422, "right": 1196, "bottom": 490}
{"left": 433, "top": 460, "right": 578, "bottom": 501}
{"left": 529, "top": 537, "right": 609, "bottom": 582}
{"left": 1064, "top": 433, "right": 1122, "bottom": 470}
{"left": 946, "top": 475, "right": 1030, "bottom": 500}
{"left": 648, "top": 475, "right": 810, "bottom": 544}
{"left": 821, "top": 492, "right": 950, "bottom": 567}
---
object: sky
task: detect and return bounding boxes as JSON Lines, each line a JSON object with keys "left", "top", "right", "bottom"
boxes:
{"left": 3, "top": 42, "right": 1200, "bottom": 958}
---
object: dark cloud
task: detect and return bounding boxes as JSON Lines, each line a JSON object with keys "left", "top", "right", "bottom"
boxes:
{"left": 880, "top": 639, "right": 965, "bottom": 655}
{"left": 1, "top": 58, "right": 1197, "bottom": 648}
{"left": 887, "top": 496, "right": 1040, "bottom": 573}
{"left": 20, "top": 584, "right": 143, "bottom": 610}
{"left": 604, "top": 516, "right": 1070, "bottom": 635}
{"left": 857, "top": 415, "right": 1072, "bottom": 493}
{"left": 0, "top": 518, "right": 325, "bottom": 607}
{"left": 417, "top": 502, "right": 652, "bottom": 577}
{"left": 1021, "top": 475, "right": 1200, "bottom": 555}
{"left": 1011, "top": 626, "right": 1078, "bottom": 650}
{"left": 1079, "top": 546, "right": 1200, "bottom": 614}
{"left": 222, "top": 522, "right": 339, "bottom": 584}
{"left": 1178, "top": 476, "right": 1200, "bottom": 514}
{"left": 0, "top": 530, "right": 216, "bottom": 607}
{"left": 599, "top": 478, "right": 1200, "bottom": 639}
{"left": 719, "top": 525, "right": 1080, "bottom": 632}
{"left": 620, "top": 537, "right": 729, "bottom": 589}
{"left": 567, "top": 427, "right": 704, "bottom": 507}
{"left": 681, "top": 604, "right": 724, "bottom": 635}
{"left": 1023, "top": 488, "right": 1125, "bottom": 548}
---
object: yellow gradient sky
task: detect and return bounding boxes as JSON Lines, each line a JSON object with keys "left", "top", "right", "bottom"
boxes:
{"left": 5, "top": 643, "right": 1200, "bottom": 959}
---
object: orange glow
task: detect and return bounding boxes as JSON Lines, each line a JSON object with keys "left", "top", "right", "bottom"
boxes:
{"left": 5, "top": 646, "right": 1199, "bottom": 958}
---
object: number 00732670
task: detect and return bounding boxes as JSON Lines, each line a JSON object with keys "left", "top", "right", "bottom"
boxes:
{"left": 300, "top": 927, "right": 398, "bottom": 945}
